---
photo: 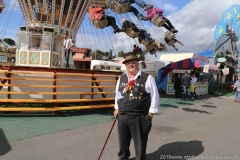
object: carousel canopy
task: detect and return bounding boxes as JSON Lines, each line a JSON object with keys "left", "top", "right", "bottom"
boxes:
{"left": 164, "top": 58, "right": 218, "bottom": 71}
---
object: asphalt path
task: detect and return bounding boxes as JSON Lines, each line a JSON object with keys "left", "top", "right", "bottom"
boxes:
{"left": 1, "top": 95, "right": 240, "bottom": 160}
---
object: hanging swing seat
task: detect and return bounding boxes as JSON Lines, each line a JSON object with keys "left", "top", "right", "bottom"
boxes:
{"left": 125, "top": 28, "right": 140, "bottom": 38}
{"left": 91, "top": 18, "right": 108, "bottom": 29}
{"left": 151, "top": 15, "right": 166, "bottom": 27}
{"left": 140, "top": 39, "right": 149, "bottom": 47}
{"left": 0, "top": 0, "right": 5, "bottom": 10}
{"left": 149, "top": 49, "right": 157, "bottom": 57}
{"left": 140, "top": 39, "right": 157, "bottom": 56}
{"left": 167, "top": 40, "right": 175, "bottom": 46}
{"left": 90, "top": 1, "right": 107, "bottom": 9}
{"left": 154, "top": 40, "right": 167, "bottom": 51}
{"left": 165, "top": 31, "right": 175, "bottom": 40}
{"left": 110, "top": 1, "right": 131, "bottom": 14}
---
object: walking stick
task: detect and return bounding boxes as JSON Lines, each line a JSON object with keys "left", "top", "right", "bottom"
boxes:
{"left": 98, "top": 116, "right": 118, "bottom": 160}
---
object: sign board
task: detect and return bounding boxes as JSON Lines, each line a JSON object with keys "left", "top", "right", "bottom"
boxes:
{"left": 222, "top": 68, "right": 229, "bottom": 75}
{"left": 216, "top": 63, "right": 221, "bottom": 67}
{"left": 203, "top": 64, "right": 209, "bottom": 73}
{"left": 217, "top": 57, "right": 226, "bottom": 63}
{"left": 0, "top": 55, "right": 7, "bottom": 62}
{"left": 75, "top": 48, "right": 90, "bottom": 53}
{"left": 139, "top": 61, "right": 147, "bottom": 69}
{"left": 20, "top": 43, "right": 28, "bottom": 50}
{"left": 173, "top": 69, "right": 190, "bottom": 73}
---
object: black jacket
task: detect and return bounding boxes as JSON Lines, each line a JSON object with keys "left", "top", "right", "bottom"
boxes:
{"left": 122, "top": 20, "right": 139, "bottom": 32}
{"left": 174, "top": 77, "right": 181, "bottom": 90}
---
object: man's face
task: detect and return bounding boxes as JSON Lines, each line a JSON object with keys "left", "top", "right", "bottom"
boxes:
{"left": 64, "top": 34, "right": 68, "bottom": 38}
{"left": 125, "top": 60, "right": 139, "bottom": 73}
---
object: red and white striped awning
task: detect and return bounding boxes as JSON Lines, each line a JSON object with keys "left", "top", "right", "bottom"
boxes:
{"left": 73, "top": 53, "right": 92, "bottom": 62}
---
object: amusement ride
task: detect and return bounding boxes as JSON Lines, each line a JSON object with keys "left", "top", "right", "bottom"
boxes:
{"left": 0, "top": 0, "right": 239, "bottom": 113}
{"left": 7, "top": 0, "right": 183, "bottom": 69}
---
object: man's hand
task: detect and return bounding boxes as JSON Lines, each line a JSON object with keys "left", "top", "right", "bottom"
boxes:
{"left": 114, "top": 109, "right": 118, "bottom": 119}
{"left": 148, "top": 112, "right": 153, "bottom": 119}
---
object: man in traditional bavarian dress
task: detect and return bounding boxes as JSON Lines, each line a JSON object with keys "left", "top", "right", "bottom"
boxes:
{"left": 114, "top": 52, "right": 159, "bottom": 160}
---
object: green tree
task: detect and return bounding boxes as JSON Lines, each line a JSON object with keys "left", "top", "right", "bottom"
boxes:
{"left": 118, "top": 51, "right": 124, "bottom": 57}
{"left": 92, "top": 50, "right": 109, "bottom": 60}
{"left": 3, "top": 38, "right": 15, "bottom": 46}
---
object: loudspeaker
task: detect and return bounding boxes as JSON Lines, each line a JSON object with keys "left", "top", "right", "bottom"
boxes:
{"left": 20, "top": 26, "right": 27, "bottom": 31}
{"left": 43, "top": 26, "right": 54, "bottom": 33}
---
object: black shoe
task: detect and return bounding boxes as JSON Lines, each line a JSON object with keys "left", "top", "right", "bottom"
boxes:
{"left": 118, "top": 28, "right": 123, "bottom": 32}
{"left": 114, "top": 28, "right": 120, "bottom": 33}
{"left": 172, "top": 29, "right": 178, "bottom": 33}
{"left": 143, "top": 4, "right": 153, "bottom": 11}
{"left": 139, "top": 15, "right": 148, "bottom": 21}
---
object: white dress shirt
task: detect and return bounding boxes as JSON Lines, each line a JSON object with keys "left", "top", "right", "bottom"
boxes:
{"left": 64, "top": 38, "right": 73, "bottom": 49}
{"left": 114, "top": 70, "right": 159, "bottom": 113}
{"left": 191, "top": 77, "right": 197, "bottom": 85}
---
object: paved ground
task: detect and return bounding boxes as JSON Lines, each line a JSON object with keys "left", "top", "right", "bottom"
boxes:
{"left": 0, "top": 94, "right": 204, "bottom": 143}
{"left": 0, "top": 94, "right": 240, "bottom": 160}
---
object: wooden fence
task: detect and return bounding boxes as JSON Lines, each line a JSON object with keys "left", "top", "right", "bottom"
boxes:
{"left": 0, "top": 66, "right": 121, "bottom": 112}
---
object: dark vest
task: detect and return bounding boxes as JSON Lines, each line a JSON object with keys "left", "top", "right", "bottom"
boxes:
{"left": 117, "top": 72, "right": 151, "bottom": 116}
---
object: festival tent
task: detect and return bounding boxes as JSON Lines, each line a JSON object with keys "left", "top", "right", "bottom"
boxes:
{"left": 164, "top": 58, "right": 218, "bottom": 71}
{"left": 157, "top": 58, "right": 218, "bottom": 93}
{"left": 160, "top": 58, "right": 218, "bottom": 80}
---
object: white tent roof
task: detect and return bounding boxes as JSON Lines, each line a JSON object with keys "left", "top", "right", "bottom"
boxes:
{"left": 159, "top": 53, "right": 194, "bottom": 62}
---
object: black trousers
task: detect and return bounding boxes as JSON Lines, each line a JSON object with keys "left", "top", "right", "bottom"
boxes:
{"left": 100, "top": 15, "right": 118, "bottom": 29}
{"left": 194, "top": 87, "right": 198, "bottom": 98}
{"left": 175, "top": 89, "right": 180, "bottom": 98}
{"left": 64, "top": 49, "right": 70, "bottom": 68}
{"left": 162, "top": 18, "right": 175, "bottom": 31}
{"left": 118, "top": 114, "right": 152, "bottom": 160}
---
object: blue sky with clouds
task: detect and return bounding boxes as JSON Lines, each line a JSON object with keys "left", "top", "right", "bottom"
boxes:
{"left": 0, "top": 0, "right": 239, "bottom": 60}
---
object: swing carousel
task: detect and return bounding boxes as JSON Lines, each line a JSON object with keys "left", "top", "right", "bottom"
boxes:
{"left": 12, "top": 0, "right": 181, "bottom": 69}
{"left": 85, "top": 0, "right": 174, "bottom": 59}
{"left": 0, "top": 0, "right": 182, "bottom": 113}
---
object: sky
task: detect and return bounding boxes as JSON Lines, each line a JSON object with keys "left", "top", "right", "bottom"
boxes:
{"left": 0, "top": 0, "right": 239, "bottom": 60}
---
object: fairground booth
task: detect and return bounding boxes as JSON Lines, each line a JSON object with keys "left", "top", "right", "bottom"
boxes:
{"left": 73, "top": 48, "right": 92, "bottom": 69}
{"left": 157, "top": 53, "right": 219, "bottom": 95}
